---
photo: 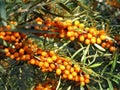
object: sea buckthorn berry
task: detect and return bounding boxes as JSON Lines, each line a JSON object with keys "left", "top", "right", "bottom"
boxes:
{"left": 56, "top": 68, "right": 62, "bottom": 75}
{"left": 66, "top": 31, "right": 74, "bottom": 37}
{"left": 85, "top": 39, "right": 90, "bottom": 45}
{"left": 68, "top": 74, "right": 73, "bottom": 80}
{"left": 79, "top": 35, "right": 85, "bottom": 42}
{"left": 106, "top": 42, "right": 111, "bottom": 48}
{"left": 85, "top": 27, "right": 89, "bottom": 31}
{"left": 72, "top": 71, "right": 77, "bottom": 77}
{"left": 30, "top": 58, "right": 36, "bottom": 65}
{"left": 89, "top": 28, "right": 96, "bottom": 34}
{"left": 78, "top": 23, "right": 84, "bottom": 29}
{"left": 87, "top": 33, "right": 92, "bottom": 39}
{"left": 84, "top": 74, "right": 90, "bottom": 79}
{"left": 74, "top": 20, "right": 80, "bottom": 26}
{"left": 100, "top": 34, "right": 106, "bottom": 40}
{"left": 70, "top": 36, "right": 75, "bottom": 41}
{"left": 47, "top": 57, "right": 53, "bottom": 63}
{"left": 99, "top": 30, "right": 105, "bottom": 35}
{"left": 101, "top": 42, "right": 106, "bottom": 48}
{"left": 67, "top": 26, "right": 73, "bottom": 31}
{"left": 64, "top": 70, "right": 70, "bottom": 75}
{"left": 90, "top": 37, "right": 96, "bottom": 44}
{"left": 109, "top": 46, "right": 116, "bottom": 52}
{"left": 41, "top": 51, "right": 48, "bottom": 57}
{"left": 80, "top": 82, "right": 85, "bottom": 86}
{"left": 59, "top": 65, "right": 65, "bottom": 70}
{"left": 19, "top": 48, "right": 25, "bottom": 55}
{"left": 50, "top": 63, "right": 56, "bottom": 69}
{"left": 79, "top": 76, "right": 85, "bottom": 82}
{"left": 74, "top": 76, "right": 80, "bottom": 82}
{"left": 96, "top": 38, "right": 102, "bottom": 44}
{"left": 84, "top": 78, "right": 90, "bottom": 83}
{"left": 44, "top": 62, "right": 49, "bottom": 68}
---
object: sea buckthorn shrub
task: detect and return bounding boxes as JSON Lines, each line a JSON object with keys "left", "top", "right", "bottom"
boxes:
{"left": 0, "top": 0, "right": 120, "bottom": 90}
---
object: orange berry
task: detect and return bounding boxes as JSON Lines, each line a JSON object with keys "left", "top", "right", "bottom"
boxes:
{"left": 44, "top": 62, "right": 49, "bottom": 68}
{"left": 69, "top": 36, "right": 75, "bottom": 41}
{"left": 89, "top": 28, "right": 96, "bottom": 34}
{"left": 10, "top": 35, "right": 16, "bottom": 41}
{"left": 19, "top": 48, "right": 24, "bottom": 55}
{"left": 96, "top": 38, "right": 102, "bottom": 44}
{"left": 79, "top": 76, "right": 85, "bottom": 82}
{"left": 99, "top": 30, "right": 105, "bottom": 35}
{"left": 78, "top": 23, "right": 84, "bottom": 29}
{"left": 87, "top": 33, "right": 92, "bottom": 39}
{"left": 10, "top": 54, "right": 15, "bottom": 59}
{"left": 66, "top": 65, "right": 71, "bottom": 70}
{"left": 6, "top": 25, "right": 11, "bottom": 30}
{"left": 74, "top": 65, "right": 80, "bottom": 72}
{"left": 39, "top": 62, "right": 44, "bottom": 67}
{"left": 100, "top": 34, "right": 106, "bottom": 40}
{"left": 49, "top": 51, "right": 55, "bottom": 56}
{"left": 79, "top": 35, "right": 85, "bottom": 42}
{"left": 59, "top": 65, "right": 65, "bottom": 70}
{"left": 109, "top": 46, "right": 116, "bottom": 52}
{"left": 84, "top": 78, "right": 90, "bottom": 83}
{"left": 50, "top": 63, "right": 56, "bottom": 69}
{"left": 67, "top": 26, "right": 73, "bottom": 31}
{"left": 74, "top": 20, "right": 80, "bottom": 26}
{"left": 106, "top": 42, "right": 111, "bottom": 48}
{"left": 51, "top": 55, "right": 57, "bottom": 61}
{"left": 41, "top": 51, "right": 48, "bottom": 57}
{"left": 72, "top": 71, "right": 77, "bottom": 77}
{"left": 68, "top": 74, "right": 73, "bottom": 80}
{"left": 64, "top": 70, "right": 70, "bottom": 75}
{"left": 0, "top": 31, "right": 6, "bottom": 36}
{"left": 101, "top": 42, "right": 106, "bottom": 48}
{"left": 74, "top": 76, "right": 80, "bottom": 82}
{"left": 80, "top": 82, "right": 85, "bottom": 86}
{"left": 62, "top": 74, "right": 68, "bottom": 79}
{"left": 85, "top": 27, "right": 89, "bottom": 31}
{"left": 84, "top": 74, "right": 90, "bottom": 79}
{"left": 85, "top": 39, "right": 90, "bottom": 45}
{"left": 66, "top": 31, "right": 74, "bottom": 37}
{"left": 70, "top": 67, "right": 74, "bottom": 73}
{"left": 47, "top": 57, "right": 53, "bottom": 63}
{"left": 13, "top": 52, "right": 19, "bottom": 58}
{"left": 90, "top": 37, "right": 96, "bottom": 44}
{"left": 56, "top": 68, "right": 62, "bottom": 75}
{"left": 30, "top": 58, "right": 36, "bottom": 64}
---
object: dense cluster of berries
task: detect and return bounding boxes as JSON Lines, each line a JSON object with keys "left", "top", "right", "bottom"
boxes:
{"left": 34, "top": 78, "right": 57, "bottom": 90}
{"left": 34, "top": 17, "right": 116, "bottom": 52}
{"left": 2, "top": 37, "right": 90, "bottom": 86}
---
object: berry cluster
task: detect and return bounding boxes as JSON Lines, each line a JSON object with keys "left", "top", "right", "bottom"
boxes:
{"left": 2, "top": 38, "right": 90, "bottom": 86}
{"left": 34, "top": 17, "right": 116, "bottom": 52}
{"left": 34, "top": 78, "right": 57, "bottom": 90}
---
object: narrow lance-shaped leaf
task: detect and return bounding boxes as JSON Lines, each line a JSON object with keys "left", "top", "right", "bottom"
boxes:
{"left": 106, "top": 79, "right": 113, "bottom": 90}
{"left": 0, "top": 0, "right": 7, "bottom": 26}
{"left": 58, "top": 2, "right": 73, "bottom": 14}
{"left": 89, "top": 62, "right": 103, "bottom": 68}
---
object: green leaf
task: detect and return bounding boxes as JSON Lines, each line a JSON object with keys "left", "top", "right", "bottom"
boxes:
{"left": 106, "top": 79, "right": 113, "bottom": 90}
{"left": 81, "top": 45, "right": 90, "bottom": 63}
{"left": 10, "top": 28, "right": 58, "bottom": 34}
{"left": 58, "top": 2, "right": 73, "bottom": 14}
{"left": 0, "top": 0, "right": 7, "bottom": 26}
{"left": 89, "top": 62, "right": 103, "bottom": 68}
{"left": 0, "top": 38, "right": 13, "bottom": 47}
{"left": 94, "top": 44, "right": 106, "bottom": 52}
{"left": 111, "top": 52, "right": 118, "bottom": 73}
